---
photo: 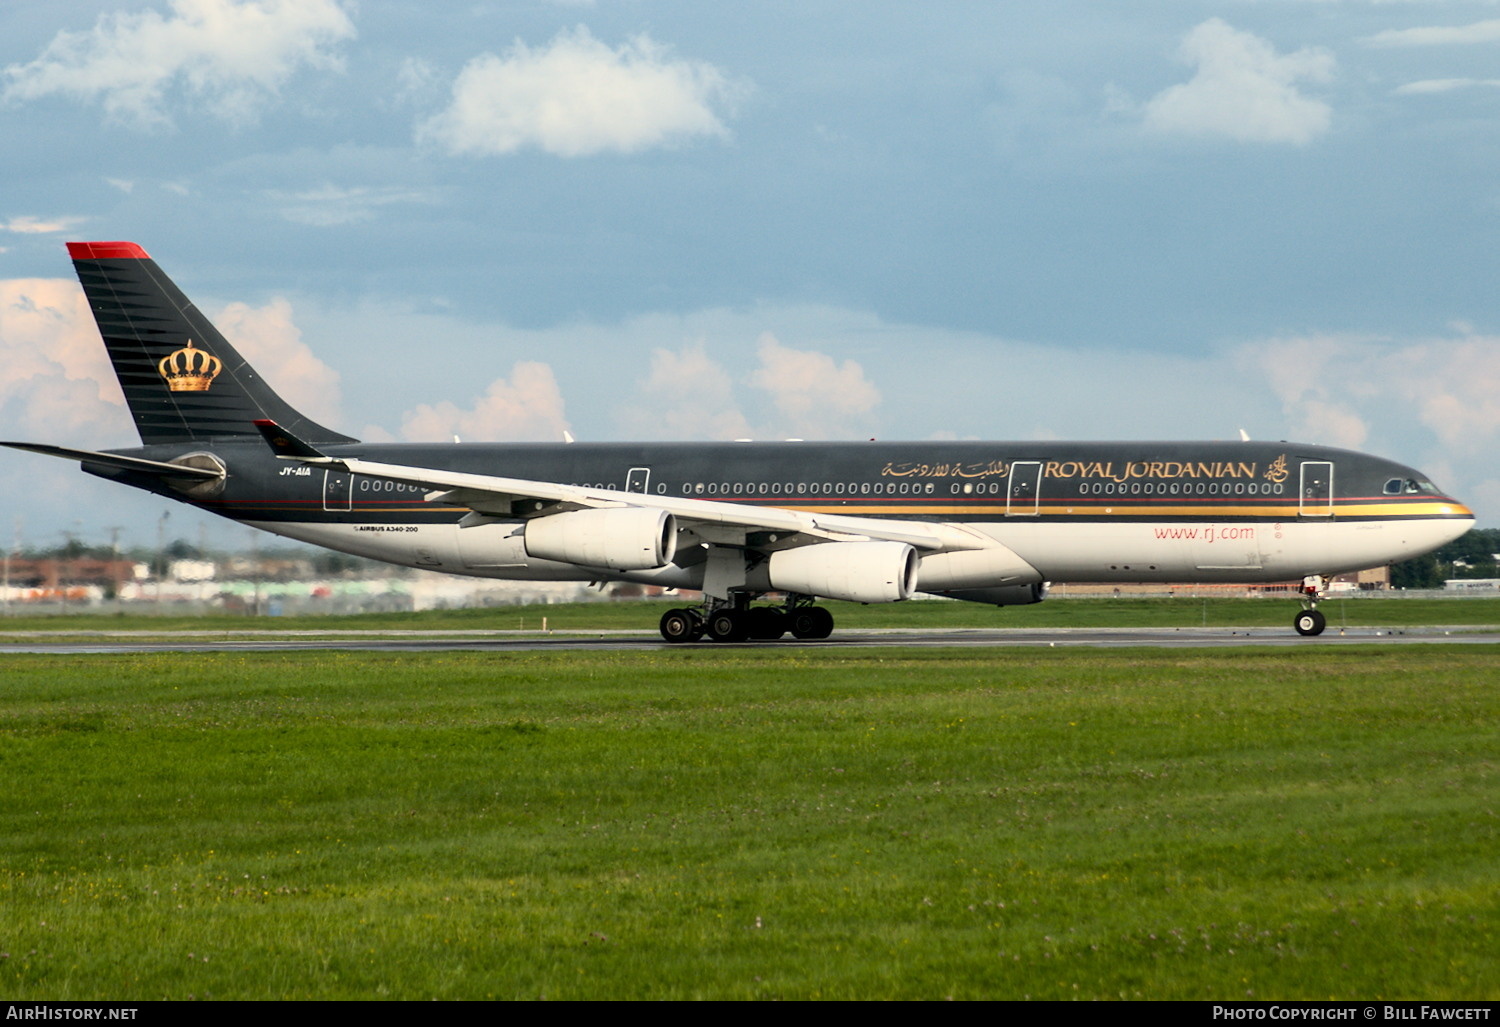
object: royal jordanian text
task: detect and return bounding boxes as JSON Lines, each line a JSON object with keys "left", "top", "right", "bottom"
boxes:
{"left": 881, "top": 455, "right": 1290, "bottom": 484}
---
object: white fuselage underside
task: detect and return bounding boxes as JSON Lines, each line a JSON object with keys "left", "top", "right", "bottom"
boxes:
{"left": 244, "top": 514, "right": 1471, "bottom": 592}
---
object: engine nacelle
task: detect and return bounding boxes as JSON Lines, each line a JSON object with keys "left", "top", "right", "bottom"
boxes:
{"left": 916, "top": 546, "right": 1042, "bottom": 592}
{"left": 768, "top": 541, "right": 918, "bottom": 604}
{"left": 523, "top": 508, "right": 678, "bottom": 571}
{"left": 941, "top": 582, "right": 1050, "bottom": 606}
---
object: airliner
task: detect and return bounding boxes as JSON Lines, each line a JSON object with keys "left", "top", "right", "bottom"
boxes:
{"left": 3, "top": 242, "right": 1475, "bottom": 641}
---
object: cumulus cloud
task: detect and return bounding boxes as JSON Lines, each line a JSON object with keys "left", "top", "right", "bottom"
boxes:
{"left": 620, "top": 343, "right": 752, "bottom": 440}
{"left": 400, "top": 361, "right": 570, "bottom": 442}
{"left": 616, "top": 334, "right": 881, "bottom": 440}
{"left": 0, "top": 278, "right": 130, "bottom": 445}
{"left": 266, "top": 184, "right": 436, "bottom": 227}
{"left": 1255, "top": 331, "right": 1500, "bottom": 454}
{"left": 1394, "top": 79, "right": 1500, "bottom": 96}
{"left": 1364, "top": 20, "right": 1500, "bottom": 48}
{"left": 214, "top": 296, "right": 343, "bottom": 428}
{"left": 394, "top": 57, "right": 439, "bottom": 103}
{"left": 1248, "top": 334, "right": 1372, "bottom": 450}
{"left": 1, "top": 0, "right": 355, "bottom": 128}
{"left": 2, "top": 216, "right": 87, "bottom": 235}
{"left": 1141, "top": 19, "right": 1334, "bottom": 145}
{"left": 1242, "top": 328, "right": 1500, "bottom": 505}
{"left": 418, "top": 26, "right": 739, "bottom": 157}
{"left": 1383, "top": 335, "right": 1500, "bottom": 454}
{"left": 748, "top": 334, "right": 880, "bottom": 439}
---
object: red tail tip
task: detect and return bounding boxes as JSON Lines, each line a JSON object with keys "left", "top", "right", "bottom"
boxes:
{"left": 66, "top": 241, "right": 150, "bottom": 260}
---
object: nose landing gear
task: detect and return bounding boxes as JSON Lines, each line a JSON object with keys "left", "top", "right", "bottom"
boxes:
{"left": 1294, "top": 576, "right": 1328, "bottom": 636}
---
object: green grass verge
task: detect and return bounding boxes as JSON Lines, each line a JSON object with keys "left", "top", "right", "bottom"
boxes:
{"left": 4, "top": 595, "right": 1500, "bottom": 633}
{"left": 0, "top": 647, "right": 1495, "bottom": 999}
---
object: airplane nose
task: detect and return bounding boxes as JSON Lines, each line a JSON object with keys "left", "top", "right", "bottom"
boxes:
{"left": 1437, "top": 501, "right": 1476, "bottom": 545}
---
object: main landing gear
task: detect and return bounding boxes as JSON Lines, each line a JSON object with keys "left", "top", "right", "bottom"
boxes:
{"left": 1294, "top": 575, "right": 1328, "bottom": 636}
{"left": 658, "top": 595, "right": 834, "bottom": 643}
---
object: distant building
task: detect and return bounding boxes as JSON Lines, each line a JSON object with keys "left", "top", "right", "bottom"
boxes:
{"left": 169, "top": 559, "right": 217, "bottom": 582}
{"left": 2, "top": 557, "right": 137, "bottom": 591}
{"left": 1445, "top": 578, "right": 1500, "bottom": 592}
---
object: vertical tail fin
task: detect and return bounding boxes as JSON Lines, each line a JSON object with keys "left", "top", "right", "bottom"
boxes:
{"left": 67, "top": 241, "right": 356, "bottom": 446}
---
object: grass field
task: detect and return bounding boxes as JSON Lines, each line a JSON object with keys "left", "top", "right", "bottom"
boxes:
{"left": 0, "top": 645, "right": 1495, "bottom": 999}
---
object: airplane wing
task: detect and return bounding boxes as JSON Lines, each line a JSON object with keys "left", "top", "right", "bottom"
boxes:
{"left": 251, "top": 421, "right": 994, "bottom": 554}
{"left": 346, "top": 454, "right": 990, "bottom": 551}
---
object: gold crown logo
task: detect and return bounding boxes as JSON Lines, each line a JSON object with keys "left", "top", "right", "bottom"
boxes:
{"left": 157, "top": 340, "right": 222, "bottom": 392}
{"left": 1264, "top": 453, "right": 1289, "bottom": 484}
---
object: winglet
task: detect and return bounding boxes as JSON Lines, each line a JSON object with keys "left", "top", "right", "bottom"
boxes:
{"left": 252, "top": 418, "right": 331, "bottom": 460}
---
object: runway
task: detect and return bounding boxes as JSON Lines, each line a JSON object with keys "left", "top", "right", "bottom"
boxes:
{"left": 1, "top": 625, "right": 1496, "bottom": 654}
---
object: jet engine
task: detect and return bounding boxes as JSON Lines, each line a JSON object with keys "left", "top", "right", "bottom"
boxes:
{"left": 523, "top": 508, "right": 678, "bottom": 570}
{"left": 768, "top": 541, "right": 918, "bottom": 604}
{"left": 916, "top": 545, "right": 1042, "bottom": 592}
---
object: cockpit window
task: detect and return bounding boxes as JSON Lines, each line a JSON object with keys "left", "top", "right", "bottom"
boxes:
{"left": 1387, "top": 477, "right": 1442, "bottom": 496}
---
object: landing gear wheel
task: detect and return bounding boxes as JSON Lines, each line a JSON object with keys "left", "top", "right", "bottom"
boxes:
{"left": 707, "top": 609, "right": 749, "bottom": 643}
{"left": 789, "top": 606, "right": 834, "bottom": 640}
{"left": 1294, "top": 609, "right": 1326, "bottom": 637}
{"left": 747, "top": 607, "right": 788, "bottom": 640}
{"left": 659, "top": 608, "right": 702, "bottom": 644}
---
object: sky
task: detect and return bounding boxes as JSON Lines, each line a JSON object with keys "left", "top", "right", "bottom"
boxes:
{"left": 1, "top": 0, "right": 1498, "bottom": 554}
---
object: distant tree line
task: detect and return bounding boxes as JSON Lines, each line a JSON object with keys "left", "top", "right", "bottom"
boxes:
{"left": 1390, "top": 528, "right": 1500, "bottom": 589}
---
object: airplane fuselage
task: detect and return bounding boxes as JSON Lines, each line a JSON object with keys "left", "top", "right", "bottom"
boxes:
{"left": 95, "top": 436, "right": 1471, "bottom": 593}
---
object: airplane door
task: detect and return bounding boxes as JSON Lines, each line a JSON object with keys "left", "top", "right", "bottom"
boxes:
{"left": 323, "top": 469, "right": 351, "bottom": 512}
{"left": 1299, "top": 461, "right": 1334, "bottom": 519}
{"left": 1006, "top": 461, "right": 1042, "bottom": 516}
{"left": 626, "top": 467, "right": 651, "bottom": 494}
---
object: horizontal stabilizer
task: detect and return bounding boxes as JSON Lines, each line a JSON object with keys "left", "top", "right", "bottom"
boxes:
{"left": 252, "top": 419, "right": 332, "bottom": 460}
{"left": 0, "top": 441, "right": 222, "bottom": 479}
